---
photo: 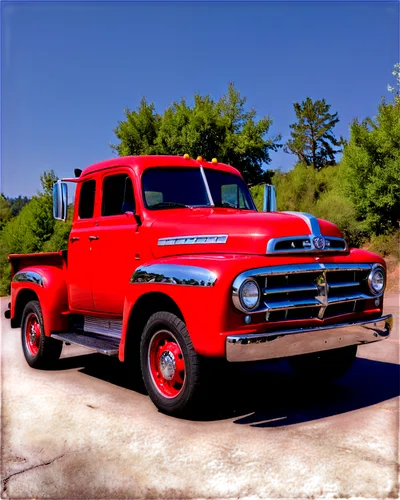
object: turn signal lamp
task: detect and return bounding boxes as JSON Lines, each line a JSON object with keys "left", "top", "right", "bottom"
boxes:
{"left": 183, "top": 153, "right": 190, "bottom": 159}
{"left": 211, "top": 158, "right": 218, "bottom": 164}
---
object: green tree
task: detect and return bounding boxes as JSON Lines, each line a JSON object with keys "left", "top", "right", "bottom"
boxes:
{"left": 42, "top": 205, "right": 73, "bottom": 252}
{"left": 111, "top": 98, "right": 160, "bottom": 157}
{"left": 284, "top": 97, "right": 343, "bottom": 170}
{"left": 272, "top": 164, "right": 318, "bottom": 213}
{"left": 39, "top": 170, "right": 58, "bottom": 196}
{"left": 111, "top": 83, "right": 281, "bottom": 185}
{"left": 0, "top": 195, "right": 12, "bottom": 229}
{"left": 341, "top": 96, "right": 400, "bottom": 235}
{"left": 5, "top": 195, "right": 30, "bottom": 217}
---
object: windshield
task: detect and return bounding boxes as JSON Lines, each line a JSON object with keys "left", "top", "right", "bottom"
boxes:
{"left": 204, "top": 168, "right": 256, "bottom": 210}
{"left": 142, "top": 167, "right": 256, "bottom": 210}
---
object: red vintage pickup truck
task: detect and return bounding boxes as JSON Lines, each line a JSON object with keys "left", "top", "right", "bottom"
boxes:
{"left": 5, "top": 154, "right": 392, "bottom": 416}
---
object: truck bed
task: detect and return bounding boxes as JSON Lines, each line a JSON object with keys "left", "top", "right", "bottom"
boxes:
{"left": 9, "top": 251, "right": 67, "bottom": 278}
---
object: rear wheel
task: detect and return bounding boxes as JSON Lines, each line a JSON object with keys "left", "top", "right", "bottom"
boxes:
{"left": 289, "top": 345, "right": 358, "bottom": 382}
{"left": 21, "top": 300, "right": 62, "bottom": 369}
{"left": 140, "top": 311, "right": 204, "bottom": 417}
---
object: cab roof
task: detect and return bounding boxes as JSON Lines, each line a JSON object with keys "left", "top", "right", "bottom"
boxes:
{"left": 79, "top": 155, "right": 242, "bottom": 180}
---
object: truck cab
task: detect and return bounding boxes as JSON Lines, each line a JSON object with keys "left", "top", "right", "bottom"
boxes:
{"left": 6, "top": 155, "right": 393, "bottom": 417}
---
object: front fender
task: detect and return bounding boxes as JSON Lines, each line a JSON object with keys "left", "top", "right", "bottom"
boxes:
{"left": 11, "top": 265, "right": 69, "bottom": 336}
{"left": 120, "top": 258, "right": 237, "bottom": 360}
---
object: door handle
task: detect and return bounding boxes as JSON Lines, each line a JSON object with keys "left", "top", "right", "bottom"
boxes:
{"left": 70, "top": 237, "right": 80, "bottom": 242}
{"left": 88, "top": 235, "right": 99, "bottom": 241}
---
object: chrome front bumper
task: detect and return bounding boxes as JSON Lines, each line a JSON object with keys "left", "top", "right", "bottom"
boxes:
{"left": 226, "top": 315, "right": 393, "bottom": 362}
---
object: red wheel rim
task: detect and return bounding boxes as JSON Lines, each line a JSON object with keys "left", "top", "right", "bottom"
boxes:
{"left": 148, "top": 330, "right": 185, "bottom": 398}
{"left": 25, "top": 313, "right": 41, "bottom": 356}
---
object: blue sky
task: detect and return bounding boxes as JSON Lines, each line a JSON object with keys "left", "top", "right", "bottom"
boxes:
{"left": 1, "top": 0, "right": 399, "bottom": 197}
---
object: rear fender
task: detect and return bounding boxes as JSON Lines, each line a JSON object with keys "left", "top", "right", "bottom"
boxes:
{"left": 11, "top": 266, "right": 69, "bottom": 335}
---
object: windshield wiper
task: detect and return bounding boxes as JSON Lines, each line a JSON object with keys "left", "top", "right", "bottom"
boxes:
{"left": 150, "top": 202, "right": 189, "bottom": 210}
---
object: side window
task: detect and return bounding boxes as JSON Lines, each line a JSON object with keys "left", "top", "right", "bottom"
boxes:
{"left": 102, "top": 174, "right": 135, "bottom": 217}
{"left": 78, "top": 180, "right": 96, "bottom": 219}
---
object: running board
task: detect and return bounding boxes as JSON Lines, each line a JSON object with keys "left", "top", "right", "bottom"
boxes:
{"left": 52, "top": 332, "right": 120, "bottom": 356}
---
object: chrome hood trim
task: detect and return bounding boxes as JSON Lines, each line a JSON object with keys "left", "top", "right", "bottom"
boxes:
{"left": 267, "top": 212, "right": 347, "bottom": 254}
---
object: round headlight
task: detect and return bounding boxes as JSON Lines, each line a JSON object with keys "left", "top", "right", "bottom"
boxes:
{"left": 240, "top": 279, "right": 261, "bottom": 311}
{"left": 368, "top": 265, "right": 385, "bottom": 295}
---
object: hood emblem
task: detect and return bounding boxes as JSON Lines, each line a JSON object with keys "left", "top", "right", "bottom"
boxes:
{"left": 313, "top": 236, "right": 326, "bottom": 250}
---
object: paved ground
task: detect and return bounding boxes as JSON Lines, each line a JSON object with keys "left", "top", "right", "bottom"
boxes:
{"left": 1, "top": 295, "right": 399, "bottom": 499}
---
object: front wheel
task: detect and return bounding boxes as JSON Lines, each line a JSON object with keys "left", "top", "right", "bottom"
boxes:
{"left": 140, "top": 312, "right": 204, "bottom": 417}
{"left": 21, "top": 300, "right": 63, "bottom": 369}
{"left": 289, "top": 345, "right": 358, "bottom": 382}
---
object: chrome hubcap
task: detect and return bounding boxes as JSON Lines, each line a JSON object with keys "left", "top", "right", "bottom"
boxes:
{"left": 30, "top": 326, "right": 37, "bottom": 344}
{"left": 159, "top": 351, "right": 176, "bottom": 380}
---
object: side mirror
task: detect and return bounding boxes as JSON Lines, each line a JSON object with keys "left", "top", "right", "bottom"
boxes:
{"left": 263, "top": 184, "right": 277, "bottom": 212}
{"left": 53, "top": 181, "right": 68, "bottom": 221}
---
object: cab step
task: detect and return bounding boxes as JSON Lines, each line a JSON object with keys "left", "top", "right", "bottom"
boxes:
{"left": 51, "top": 332, "right": 120, "bottom": 356}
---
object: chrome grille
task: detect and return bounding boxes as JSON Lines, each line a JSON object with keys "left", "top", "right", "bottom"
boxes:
{"left": 232, "top": 263, "right": 382, "bottom": 321}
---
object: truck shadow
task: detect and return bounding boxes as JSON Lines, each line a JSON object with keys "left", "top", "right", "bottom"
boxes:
{"left": 55, "top": 353, "right": 399, "bottom": 426}
{"left": 213, "top": 357, "right": 400, "bottom": 426}
{"left": 56, "top": 353, "right": 147, "bottom": 394}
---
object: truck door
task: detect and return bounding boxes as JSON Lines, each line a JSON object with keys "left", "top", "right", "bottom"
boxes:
{"left": 90, "top": 171, "right": 139, "bottom": 314}
{"left": 68, "top": 179, "right": 97, "bottom": 311}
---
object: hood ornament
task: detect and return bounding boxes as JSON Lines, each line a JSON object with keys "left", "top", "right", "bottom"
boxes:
{"left": 313, "top": 236, "right": 326, "bottom": 250}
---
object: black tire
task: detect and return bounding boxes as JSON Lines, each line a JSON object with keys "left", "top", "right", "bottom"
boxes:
{"left": 289, "top": 345, "right": 358, "bottom": 382}
{"left": 140, "top": 311, "right": 205, "bottom": 417}
{"left": 21, "top": 300, "right": 63, "bottom": 369}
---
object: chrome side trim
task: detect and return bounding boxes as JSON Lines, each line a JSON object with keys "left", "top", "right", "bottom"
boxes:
{"left": 282, "top": 212, "right": 321, "bottom": 235}
{"left": 226, "top": 314, "right": 393, "bottom": 362}
{"left": 12, "top": 271, "right": 44, "bottom": 287}
{"left": 131, "top": 264, "right": 217, "bottom": 287}
{"left": 84, "top": 316, "right": 122, "bottom": 339}
{"left": 158, "top": 234, "right": 228, "bottom": 246}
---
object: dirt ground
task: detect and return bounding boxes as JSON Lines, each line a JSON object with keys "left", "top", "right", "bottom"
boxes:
{"left": 1, "top": 294, "right": 399, "bottom": 499}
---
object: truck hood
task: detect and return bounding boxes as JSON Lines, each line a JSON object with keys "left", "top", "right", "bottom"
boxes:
{"left": 148, "top": 208, "right": 345, "bottom": 259}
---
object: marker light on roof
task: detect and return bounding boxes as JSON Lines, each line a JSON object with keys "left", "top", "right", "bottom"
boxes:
{"left": 212, "top": 158, "right": 218, "bottom": 164}
{"left": 197, "top": 156, "right": 203, "bottom": 161}
{"left": 183, "top": 154, "right": 190, "bottom": 160}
